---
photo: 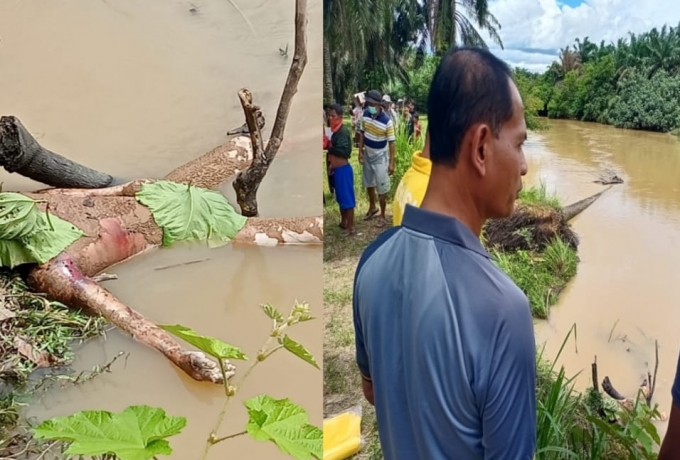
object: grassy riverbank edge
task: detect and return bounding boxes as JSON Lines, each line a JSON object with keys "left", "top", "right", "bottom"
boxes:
{"left": 322, "top": 128, "right": 661, "bottom": 458}
{"left": 0, "top": 270, "right": 107, "bottom": 457}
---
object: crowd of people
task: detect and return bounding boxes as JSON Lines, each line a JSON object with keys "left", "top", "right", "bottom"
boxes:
{"left": 323, "top": 90, "right": 422, "bottom": 235}
{"left": 326, "top": 45, "right": 680, "bottom": 459}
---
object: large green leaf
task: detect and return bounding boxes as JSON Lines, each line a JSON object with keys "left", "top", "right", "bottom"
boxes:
{"left": 245, "top": 395, "right": 322, "bottom": 460}
{"left": 0, "top": 193, "right": 44, "bottom": 239}
{"left": 160, "top": 324, "right": 248, "bottom": 361}
{"left": 32, "top": 405, "right": 186, "bottom": 460}
{"left": 0, "top": 193, "right": 84, "bottom": 268}
{"left": 135, "top": 181, "right": 247, "bottom": 248}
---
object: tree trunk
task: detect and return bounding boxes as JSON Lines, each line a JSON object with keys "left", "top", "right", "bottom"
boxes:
{"left": 563, "top": 185, "right": 612, "bottom": 222}
{"left": 323, "top": 37, "right": 334, "bottom": 104}
{"left": 233, "top": 0, "right": 308, "bottom": 217}
{"left": 0, "top": 116, "right": 114, "bottom": 189}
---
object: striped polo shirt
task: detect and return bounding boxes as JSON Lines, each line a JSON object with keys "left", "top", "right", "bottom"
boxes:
{"left": 360, "top": 109, "right": 395, "bottom": 156}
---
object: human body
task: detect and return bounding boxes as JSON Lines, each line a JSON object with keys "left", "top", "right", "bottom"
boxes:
{"left": 358, "top": 90, "right": 395, "bottom": 227}
{"left": 353, "top": 47, "right": 535, "bottom": 459}
{"left": 324, "top": 104, "right": 356, "bottom": 234}
{"left": 392, "top": 134, "right": 431, "bottom": 226}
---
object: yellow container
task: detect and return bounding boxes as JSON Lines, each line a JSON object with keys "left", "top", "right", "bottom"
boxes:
{"left": 323, "top": 406, "right": 363, "bottom": 460}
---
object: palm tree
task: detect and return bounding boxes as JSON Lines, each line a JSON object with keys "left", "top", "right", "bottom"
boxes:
{"left": 424, "top": 0, "right": 504, "bottom": 55}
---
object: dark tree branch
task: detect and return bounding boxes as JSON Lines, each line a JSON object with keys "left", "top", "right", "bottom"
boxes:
{"left": 0, "top": 116, "right": 114, "bottom": 189}
{"left": 233, "top": 0, "right": 308, "bottom": 217}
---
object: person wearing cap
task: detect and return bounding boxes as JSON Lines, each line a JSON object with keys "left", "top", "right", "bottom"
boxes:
{"left": 359, "top": 89, "right": 396, "bottom": 227}
{"left": 382, "top": 94, "right": 399, "bottom": 127}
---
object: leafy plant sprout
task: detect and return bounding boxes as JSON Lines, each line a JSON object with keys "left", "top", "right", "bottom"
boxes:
{"left": 32, "top": 301, "right": 322, "bottom": 460}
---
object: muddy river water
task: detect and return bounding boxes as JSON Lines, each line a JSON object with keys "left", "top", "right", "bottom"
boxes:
{"left": 0, "top": 0, "right": 322, "bottom": 458}
{"left": 526, "top": 119, "right": 680, "bottom": 439}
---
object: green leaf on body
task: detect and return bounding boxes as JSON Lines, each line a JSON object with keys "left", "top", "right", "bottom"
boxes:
{"left": 135, "top": 180, "right": 247, "bottom": 248}
{"left": 244, "top": 395, "right": 322, "bottom": 460}
{"left": 32, "top": 405, "right": 186, "bottom": 460}
{"left": 160, "top": 324, "right": 248, "bottom": 360}
{"left": 0, "top": 193, "right": 84, "bottom": 268}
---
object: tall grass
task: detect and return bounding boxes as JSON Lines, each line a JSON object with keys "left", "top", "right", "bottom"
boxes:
{"left": 390, "top": 120, "right": 425, "bottom": 197}
{"left": 491, "top": 237, "right": 578, "bottom": 318}
{"left": 535, "top": 324, "right": 663, "bottom": 460}
{"left": 519, "top": 179, "right": 562, "bottom": 209}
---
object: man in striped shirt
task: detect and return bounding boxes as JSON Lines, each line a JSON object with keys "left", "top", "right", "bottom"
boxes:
{"left": 359, "top": 90, "right": 396, "bottom": 227}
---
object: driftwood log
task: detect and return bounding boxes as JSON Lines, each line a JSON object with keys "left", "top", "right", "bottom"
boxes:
{"left": 0, "top": 0, "right": 316, "bottom": 385}
{"left": 484, "top": 186, "right": 613, "bottom": 252}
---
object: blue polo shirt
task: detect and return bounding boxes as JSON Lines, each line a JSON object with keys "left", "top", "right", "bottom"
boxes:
{"left": 353, "top": 204, "right": 537, "bottom": 459}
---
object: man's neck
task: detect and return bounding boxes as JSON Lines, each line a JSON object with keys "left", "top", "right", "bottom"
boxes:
{"left": 419, "top": 168, "right": 485, "bottom": 237}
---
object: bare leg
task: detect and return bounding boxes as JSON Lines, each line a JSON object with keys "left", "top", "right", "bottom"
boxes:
{"left": 366, "top": 187, "right": 378, "bottom": 218}
{"left": 346, "top": 208, "right": 355, "bottom": 235}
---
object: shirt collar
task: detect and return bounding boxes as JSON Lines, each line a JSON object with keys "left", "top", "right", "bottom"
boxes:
{"left": 411, "top": 151, "right": 432, "bottom": 176}
{"left": 401, "top": 205, "right": 490, "bottom": 259}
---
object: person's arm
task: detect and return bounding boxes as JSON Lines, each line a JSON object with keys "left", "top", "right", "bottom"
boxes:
{"left": 659, "top": 350, "right": 680, "bottom": 459}
{"left": 481, "top": 306, "right": 536, "bottom": 459}
{"left": 352, "top": 275, "right": 373, "bottom": 405}
{"left": 358, "top": 129, "right": 365, "bottom": 164}
{"left": 386, "top": 120, "right": 396, "bottom": 175}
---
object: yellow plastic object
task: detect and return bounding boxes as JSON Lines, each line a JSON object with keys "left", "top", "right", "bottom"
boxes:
{"left": 323, "top": 406, "right": 363, "bottom": 460}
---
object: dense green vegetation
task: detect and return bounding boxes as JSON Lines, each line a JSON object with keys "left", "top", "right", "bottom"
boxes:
{"left": 324, "top": 0, "right": 504, "bottom": 104}
{"left": 519, "top": 24, "right": 680, "bottom": 133}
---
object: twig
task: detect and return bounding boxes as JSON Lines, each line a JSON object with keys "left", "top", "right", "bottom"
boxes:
{"left": 233, "top": 0, "right": 308, "bottom": 216}
{"left": 647, "top": 339, "right": 659, "bottom": 405}
{"left": 607, "top": 319, "right": 619, "bottom": 343}
{"left": 154, "top": 258, "right": 210, "bottom": 271}
{"left": 32, "top": 441, "right": 58, "bottom": 460}
{"left": 591, "top": 355, "right": 599, "bottom": 393}
{"left": 91, "top": 273, "right": 118, "bottom": 282}
{"left": 227, "top": 0, "right": 257, "bottom": 36}
{"left": 72, "top": 351, "right": 128, "bottom": 385}
{"left": 212, "top": 430, "right": 248, "bottom": 444}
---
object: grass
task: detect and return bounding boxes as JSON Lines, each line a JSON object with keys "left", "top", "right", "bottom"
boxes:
{"left": 323, "top": 131, "right": 661, "bottom": 458}
{"left": 0, "top": 269, "right": 107, "bottom": 456}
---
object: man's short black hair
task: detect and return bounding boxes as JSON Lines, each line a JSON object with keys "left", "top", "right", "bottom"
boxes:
{"left": 328, "top": 103, "right": 344, "bottom": 117}
{"left": 427, "top": 46, "right": 515, "bottom": 167}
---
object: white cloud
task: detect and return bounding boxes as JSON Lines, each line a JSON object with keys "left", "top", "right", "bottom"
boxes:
{"left": 482, "top": 0, "right": 680, "bottom": 71}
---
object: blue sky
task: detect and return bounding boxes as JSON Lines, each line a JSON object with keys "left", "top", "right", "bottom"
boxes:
{"left": 483, "top": 0, "right": 680, "bottom": 72}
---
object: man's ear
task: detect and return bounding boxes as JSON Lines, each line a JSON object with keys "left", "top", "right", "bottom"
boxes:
{"left": 468, "top": 124, "right": 490, "bottom": 177}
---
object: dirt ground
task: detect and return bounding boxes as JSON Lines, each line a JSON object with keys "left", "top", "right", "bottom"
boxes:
{"left": 323, "top": 185, "right": 387, "bottom": 459}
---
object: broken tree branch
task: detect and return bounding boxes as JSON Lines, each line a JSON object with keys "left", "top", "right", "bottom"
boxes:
{"left": 592, "top": 356, "right": 599, "bottom": 393}
{"left": 647, "top": 339, "right": 659, "bottom": 405}
{"left": 0, "top": 116, "right": 114, "bottom": 189}
{"left": 233, "top": 0, "right": 308, "bottom": 217}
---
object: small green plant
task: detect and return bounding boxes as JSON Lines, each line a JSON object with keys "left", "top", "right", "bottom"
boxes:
{"left": 32, "top": 301, "right": 322, "bottom": 460}
{"left": 390, "top": 121, "right": 425, "bottom": 198}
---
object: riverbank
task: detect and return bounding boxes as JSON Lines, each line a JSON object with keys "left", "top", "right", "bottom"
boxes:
{"left": 0, "top": 270, "right": 107, "bottom": 457}
{"left": 322, "top": 136, "right": 663, "bottom": 457}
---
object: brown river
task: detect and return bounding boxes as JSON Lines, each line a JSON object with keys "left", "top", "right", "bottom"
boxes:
{"left": 526, "top": 119, "right": 680, "bottom": 440}
{"left": 0, "top": 0, "right": 322, "bottom": 458}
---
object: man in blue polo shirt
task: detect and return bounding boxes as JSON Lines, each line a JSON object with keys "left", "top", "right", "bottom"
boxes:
{"left": 352, "top": 46, "right": 535, "bottom": 459}
{"left": 658, "top": 349, "right": 680, "bottom": 458}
